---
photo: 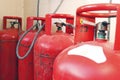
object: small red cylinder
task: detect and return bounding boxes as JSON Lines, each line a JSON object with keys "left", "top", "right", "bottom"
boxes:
{"left": 18, "top": 16, "right": 45, "bottom": 80}
{"left": 0, "top": 16, "right": 22, "bottom": 80}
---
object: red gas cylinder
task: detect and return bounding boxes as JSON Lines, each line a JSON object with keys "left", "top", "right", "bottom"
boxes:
{"left": 16, "top": 16, "right": 45, "bottom": 80}
{"left": 0, "top": 16, "right": 22, "bottom": 80}
{"left": 53, "top": 4, "right": 120, "bottom": 80}
{"left": 34, "top": 13, "right": 74, "bottom": 80}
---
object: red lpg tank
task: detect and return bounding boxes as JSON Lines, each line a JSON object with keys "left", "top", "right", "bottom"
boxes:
{"left": 0, "top": 16, "right": 22, "bottom": 80}
{"left": 16, "top": 16, "right": 45, "bottom": 80}
{"left": 53, "top": 4, "right": 120, "bottom": 80}
{"left": 34, "top": 13, "right": 74, "bottom": 80}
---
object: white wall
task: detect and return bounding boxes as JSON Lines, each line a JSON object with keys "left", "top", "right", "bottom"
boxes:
{"left": 0, "top": 0, "right": 24, "bottom": 30}
{"left": 23, "top": 0, "right": 50, "bottom": 30}
{"left": 23, "top": 0, "right": 37, "bottom": 30}
{"left": 24, "top": 0, "right": 119, "bottom": 17}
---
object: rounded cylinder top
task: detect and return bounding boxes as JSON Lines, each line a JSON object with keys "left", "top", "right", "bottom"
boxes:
{"left": 46, "top": 13, "right": 74, "bottom": 19}
{"left": 77, "top": 3, "right": 120, "bottom": 17}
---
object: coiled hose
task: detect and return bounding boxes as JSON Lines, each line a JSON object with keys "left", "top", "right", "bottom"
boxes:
{"left": 16, "top": 0, "right": 64, "bottom": 59}
{"left": 16, "top": 23, "right": 44, "bottom": 59}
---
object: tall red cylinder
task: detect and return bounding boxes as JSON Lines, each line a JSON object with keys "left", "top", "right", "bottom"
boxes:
{"left": 53, "top": 4, "right": 120, "bottom": 80}
{"left": 0, "top": 16, "right": 22, "bottom": 80}
{"left": 34, "top": 13, "right": 74, "bottom": 80}
{"left": 18, "top": 16, "right": 45, "bottom": 80}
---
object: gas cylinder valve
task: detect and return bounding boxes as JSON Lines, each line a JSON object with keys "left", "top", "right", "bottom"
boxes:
{"left": 96, "top": 21, "right": 110, "bottom": 40}
{"left": 54, "top": 22, "right": 64, "bottom": 31}
{"left": 54, "top": 22, "right": 74, "bottom": 31}
{"left": 10, "top": 21, "right": 20, "bottom": 28}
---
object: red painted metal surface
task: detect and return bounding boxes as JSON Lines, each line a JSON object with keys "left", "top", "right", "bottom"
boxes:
{"left": 75, "top": 16, "right": 95, "bottom": 43}
{"left": 26, "top": 16, "right": 45, "bottom": 30}
{"left": 45, "top": 13, "right": 74, "bottom": 35}
{"left": 34, "top": 13, "right": 74, "bottom": 80}
{"left": 53, "top": 4, "right": 120, "bottom": 80}
{"left": 0, "top": 16, "right": 22, "bottom": 80}
{"left": 3, "top": 16, "right": 22, "bottom": 29}
{"left": 18, "top": 16, "right": 45, "bottom": 80}
{"left": 75, "top": 3, "right": 119, "bottom": 44}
